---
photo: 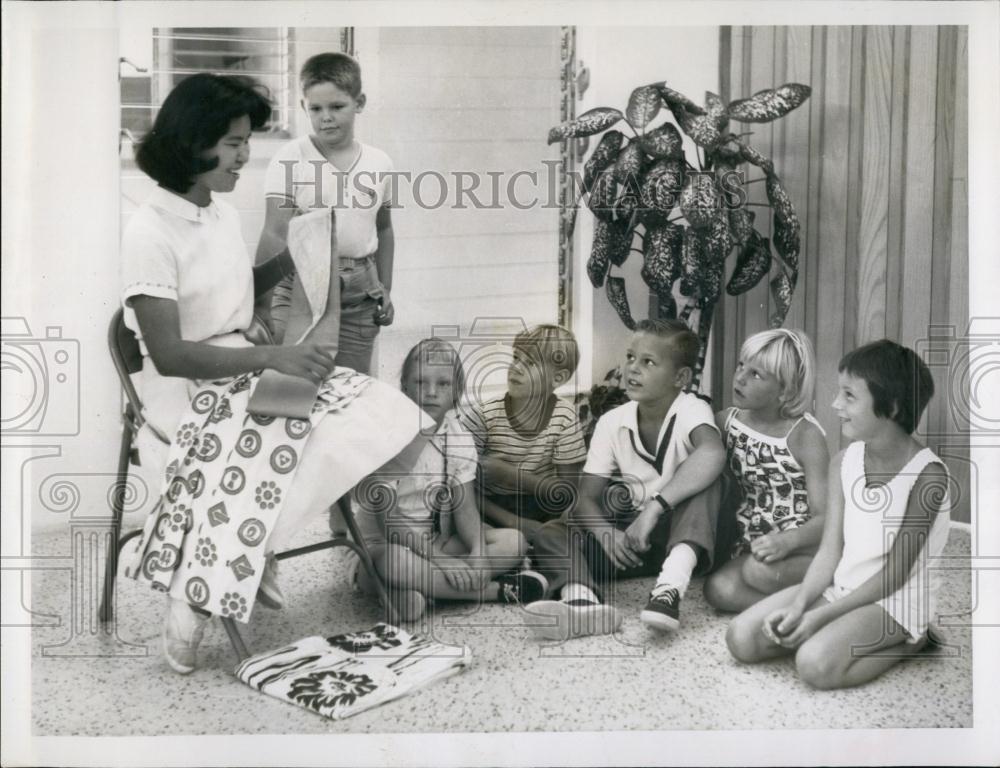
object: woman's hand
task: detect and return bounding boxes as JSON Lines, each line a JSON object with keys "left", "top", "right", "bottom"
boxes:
{"left": 751, "top": 531, "right": 795, "bottom": 563}
{"left": 266, "top": 345, "right": 336, "bottom": 384}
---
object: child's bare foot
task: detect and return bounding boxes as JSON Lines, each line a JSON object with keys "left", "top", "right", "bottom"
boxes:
{"left": 524, "top": 599, "right": 622, "bottom": 641}
{"left": 388, "top": 589, "right": 426, "bottom": 623}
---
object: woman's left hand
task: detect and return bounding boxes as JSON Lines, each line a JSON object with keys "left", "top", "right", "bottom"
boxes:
{"left": 374, "top": 292, "right": 394, "bottom": 326}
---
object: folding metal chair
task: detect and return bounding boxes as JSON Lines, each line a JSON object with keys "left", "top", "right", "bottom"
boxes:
{"left": 99, "top": 307, "right": 398, "bottom": 662}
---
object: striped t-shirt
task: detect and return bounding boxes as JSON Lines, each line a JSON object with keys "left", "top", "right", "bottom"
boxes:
{"left": 460, "top": 394, "right": 587, "bottom": 494}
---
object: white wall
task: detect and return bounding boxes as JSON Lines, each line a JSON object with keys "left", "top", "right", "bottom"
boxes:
{"left": 2, "top": 15, "right": 125, "bottom": 538}
{"left": 574, "top": 27, "right": 720, "bottom": 384}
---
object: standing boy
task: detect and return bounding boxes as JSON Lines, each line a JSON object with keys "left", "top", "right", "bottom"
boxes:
{"left": 528, "top": 319, "right": 725, "bottom": 639}
{"left": 461, "top": 325, "right": 588, "bottom": 544}
{"left": 256, "top": 52, "right": 395, "bottom": 375}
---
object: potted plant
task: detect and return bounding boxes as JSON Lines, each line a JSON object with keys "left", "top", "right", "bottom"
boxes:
{"left": 549, "top": 80, "right": 811, "bottom": 394}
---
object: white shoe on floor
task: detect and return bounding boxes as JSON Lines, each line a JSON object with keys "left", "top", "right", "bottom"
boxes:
{"left": 524, "top": 599, "right": 622, "bottom": 641}
{"left": 162, "top": 598, "right": 210, "bottom": 675}
{"left": 256, "top": 554, "right": 285, "bottom": 610}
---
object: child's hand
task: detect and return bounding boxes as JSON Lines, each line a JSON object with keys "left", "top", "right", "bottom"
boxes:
{"left": 374, "top": 293, "right": 394, "bottom": 326}
{"left": 777, "top": 609, "right": 825, "bottom": 648}
{"left": 762, "top": 605, "right": 802, "bottom": 645}
{"left": 436, "top": 556, "right": 480, "bottom": 594}
{"left": 624, "top": 506, "right": 660, "bottom": 553}
{"left": 601, "top": 529, "right": 643, "bottom": 570}
{"left": 267, "top": 345, "right": 336, "bottom": 384}
{"left": 751, "top": 532, "right": 794, "bottom": 563}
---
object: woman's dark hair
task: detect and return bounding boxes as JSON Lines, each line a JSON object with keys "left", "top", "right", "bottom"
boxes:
{"left": 838, "top": 339, "right": 935, "bottom": 434}
{"left": 135, "top": 74, "right": 272, "bottom": 193}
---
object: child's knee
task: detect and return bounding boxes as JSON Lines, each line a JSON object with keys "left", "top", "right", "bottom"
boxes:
{"left": 704, "top": 570, "right": 735, "bottom": 609}
{"left": 493, "top": 527, "right": 527, "bottom": 558}
{"left": 740, "top": 556, "right": 779, "bottom": 593}
{"left": 725, "top": 616, "right": 761, "bottom": 663}
{"left": 795, "top": 641, "right": 842, "bottom": 690}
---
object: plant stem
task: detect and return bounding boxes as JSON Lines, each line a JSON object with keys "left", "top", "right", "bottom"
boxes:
{"left": 690, "top": 301, "right": 715, "bottom": 392}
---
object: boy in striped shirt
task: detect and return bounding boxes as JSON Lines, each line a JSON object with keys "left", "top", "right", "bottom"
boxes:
{"left": 461, "top": 325, "right": 587, "bottom": 544}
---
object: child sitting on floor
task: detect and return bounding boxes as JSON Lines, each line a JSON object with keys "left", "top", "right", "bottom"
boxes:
{"left": 726, "top": 340, "right": 950, "bottom": 689}
{"left": 703, "top": 329, "right": 830, "bottom": 613}
{"left": 461, "top": 324, "right": 588, "bottom": 543}
{"left": 353, "top": 338, "right": 548, "bottom": 621}
{"left": 527, "top": 319, "right": 726, "bottom": 640}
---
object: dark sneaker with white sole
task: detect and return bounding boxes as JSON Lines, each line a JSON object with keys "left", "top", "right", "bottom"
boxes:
{"left": 496, "top": 570, "right": 548, "bottom": 605}
{"left": 640, "top": 585, "right": 680, "bottom": 631}
{"left": 525, "top": 599, "right": 622, "bottom": 641}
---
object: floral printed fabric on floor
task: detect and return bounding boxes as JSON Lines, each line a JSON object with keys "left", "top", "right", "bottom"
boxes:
{"left": 235, "top": 624, "right": 472, "bottom": 720}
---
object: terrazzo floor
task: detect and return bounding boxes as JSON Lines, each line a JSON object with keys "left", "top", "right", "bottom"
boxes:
{"left": 28, "top": 520, "right": 973, "bottom": 735}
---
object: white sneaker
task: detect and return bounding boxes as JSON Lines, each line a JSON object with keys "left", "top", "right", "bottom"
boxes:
{"left": 256, "top": 554, "right": 285, "bottom": 610}
{"left": 162, "top": 598, "right": 210, "bottom": 675}
{"left": 524, "top": 599, "right": 622, "bottom": 641}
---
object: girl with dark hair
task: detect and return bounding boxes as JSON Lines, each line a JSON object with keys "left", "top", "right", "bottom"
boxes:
{"left": 725, "top": 339, "right": 950, "bottom": 689}
{"left": 120, "top": 74, "right": 429, "bottom": 675}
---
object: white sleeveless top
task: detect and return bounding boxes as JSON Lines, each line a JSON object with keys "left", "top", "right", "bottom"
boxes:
{"left": 830, "top": 441, "right": 951, "bottom": 639}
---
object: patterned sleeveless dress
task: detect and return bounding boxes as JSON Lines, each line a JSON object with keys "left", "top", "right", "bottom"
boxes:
{"left": 724, "top": 408, "right": 825, "bottom": 557}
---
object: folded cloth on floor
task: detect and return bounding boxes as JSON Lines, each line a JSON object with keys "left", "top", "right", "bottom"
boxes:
{"left": 235, "top": 623, "right": 471, "bottom": 719}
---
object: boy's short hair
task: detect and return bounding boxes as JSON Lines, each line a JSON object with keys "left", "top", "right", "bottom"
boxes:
{"left": 740, "top": 328, "right": 817, "bottom": 418}
{"left": 838, "top": 339, "right": 935, "bottom": 434}
{"left": 400, "top": 338, "right": 466, "bottom": 409}
{"left": 299, "top": 52, "right": 363, "bottom": 97}
{"left": 136, "top": 74, "right": 271, "bottom": 194}
{"left": 513, "top": 324, "right": 580, "bottom": 379}
{"left": 633, "top": 319, "right": 699, "bottom": 371}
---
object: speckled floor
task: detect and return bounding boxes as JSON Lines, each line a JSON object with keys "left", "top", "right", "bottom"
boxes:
{"left": 28, "top": 521, "right": 972, "bottom": 735}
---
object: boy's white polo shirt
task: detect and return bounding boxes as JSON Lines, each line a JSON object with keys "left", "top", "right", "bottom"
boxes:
{"left": 584, "top": 392, "right": 718, "bottom": 508}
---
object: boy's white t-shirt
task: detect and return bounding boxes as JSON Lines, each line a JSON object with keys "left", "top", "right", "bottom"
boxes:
{"left": 263, "top": 136, "right": 394, "bottom": 259}
{"left": 584, "top": 392, "right": 718, "bottom": 509}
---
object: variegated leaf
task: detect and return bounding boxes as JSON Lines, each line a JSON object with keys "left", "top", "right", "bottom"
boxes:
{"left": 640, "top": 159, "right": 685, "bottom": 216}
{"left": 627, "top": 84, "right": 661, "bottom": 129}
{"left": 615, "top": 191, "right": 639, "bottom": 227}
{"left": 587, "top": 223, "right": 612, "bottom": 288}
{"left": 547, "top": 107, "right": 625, "bottom": 145}
{"left": 592, "top": 217, "right": 633, "bottom": 269}
{"left": 705, "top": 91, "right": 729, "bottom": 132}
{"left": 728, "top": 206, "right": 756, "bottom": 246}
{"left": 670, "top": 103, "right": 722, "bottom": 150}
{"left": 587, "top": 170, "right": 618, "bottom": 222}
{"left": 703, "top": 212, "right": 733, "bottom": 266}
{"left": 653, "top": 83, "right": 706, "bottom": 115}
{"left": 726, "top": 229, "right": 771, "bottom": 295}
{"left": 606, "top": 276, "right": 637, "bottom": 330}
{"left": 639, "top": 122, "right": 683, "bottom": 160}
{"left": 613, "top": 141, "right": 645, "bottom": 183}
{"left": 679, "top": 173, "right": 718, "bottom": 229}
{"left": 583, "top": 130, "right": 625, "bottom": 192}
{"left": 679, "top": 226, "right": 707, "bottom": 296}
{"left": 641, "top": 222, "right": 683, "bottom": 294}
{"left": 769, "top": 271, "right": 794, "bottom": 327}
{"left": 734, "top": 137, "right": 775, "bottom": 175}
{"left": 698, "top": 263, "right": 725, "bottom": 309}
{"left": 727, "top": 83, "right": 812, "bottom": 123}
{"left": 766, "top": 173, "right": 801, "bottom": 271}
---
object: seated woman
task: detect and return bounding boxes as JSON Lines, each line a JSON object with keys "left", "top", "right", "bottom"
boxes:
{"left": 120, "top": 73, "right": 429, "bottom": 675}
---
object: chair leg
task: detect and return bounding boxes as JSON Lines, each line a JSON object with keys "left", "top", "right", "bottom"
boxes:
{"left": 338, "top": 495, "right": 401, "bottom": 626}
{"left": 99, "top": 419, "right": 135, "bottom": 624}
{"left": 220, "top": 616, "right": 251, "bottom": 662}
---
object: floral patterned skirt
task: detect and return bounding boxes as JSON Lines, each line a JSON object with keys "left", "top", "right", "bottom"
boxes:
{"left": 125, "top": 368, "right": 426, "bottom": 623}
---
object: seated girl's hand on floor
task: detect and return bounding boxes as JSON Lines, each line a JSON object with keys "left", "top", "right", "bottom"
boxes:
{"left": 436, "top": 555, "right": 480, "bottom": 593}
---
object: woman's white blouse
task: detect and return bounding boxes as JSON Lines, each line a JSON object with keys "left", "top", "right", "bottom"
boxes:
{"left": 120, "top": 186, "right": 256, "bottom": 436}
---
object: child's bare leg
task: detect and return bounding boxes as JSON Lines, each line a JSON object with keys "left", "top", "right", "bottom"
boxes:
{"left": 704, "top": 555, "right": 768, "bottom": 612}
{"left": 480, "top": 527, "right": 527, "bottom": 576}
{"left": 356, "top": 544, "right": 426, "bottom": 621}
{"left": 795, "top": 603, "right": 926, "bottom": 690}
{"left": 740, "top": 552, "right": 814, "bottom": 596}
{"left": 726, "top": 585, "right": 819, "bottom": 663}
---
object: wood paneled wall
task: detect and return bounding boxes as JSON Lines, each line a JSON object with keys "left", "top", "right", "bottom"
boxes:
{"left": 714, "top": 26, "right": 970, "bottom": 521}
